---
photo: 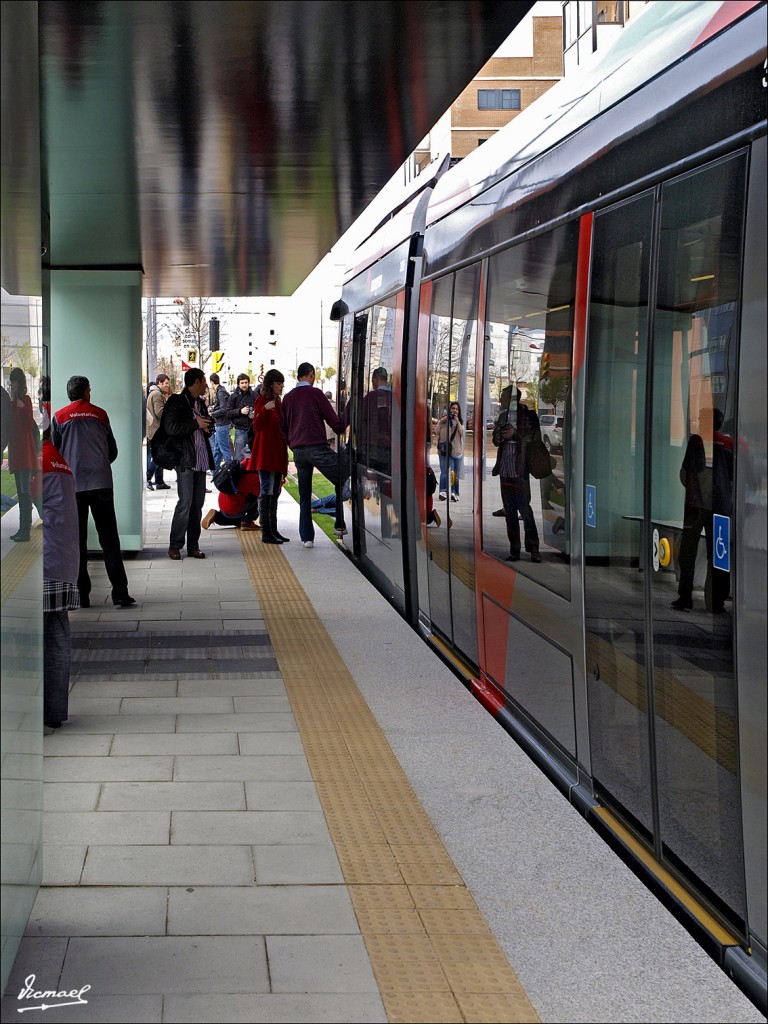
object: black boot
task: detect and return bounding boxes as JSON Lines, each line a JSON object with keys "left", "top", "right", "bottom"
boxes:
{"left": 270, "top": 495, "right": 289, "bottom": 542}
{"left": 11, "top": 492, "right": 32, "bottom": 542}
{"left": 259, "top": 497, "right": 281, "bottom": 544}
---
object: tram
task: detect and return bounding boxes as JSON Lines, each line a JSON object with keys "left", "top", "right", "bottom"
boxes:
{"left": 330, "top": 0, "right": 767, "bottom": 1008}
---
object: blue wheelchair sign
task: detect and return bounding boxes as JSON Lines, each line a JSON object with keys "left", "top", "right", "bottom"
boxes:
{"left": 585, "top": 485, "right": 597, "bottom": 529}
{"left": 713, "top": 514, "right": 730, "bottom": 573}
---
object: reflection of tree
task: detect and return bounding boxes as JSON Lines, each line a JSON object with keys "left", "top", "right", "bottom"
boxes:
{"left": 539, "top": 376, "right": 569, "bottom": 413}
{"left": 1, "top": 337, "right": 39, "bottom": 380}
{"left": 427, "top": 316, "right": 452, "bottom": 414}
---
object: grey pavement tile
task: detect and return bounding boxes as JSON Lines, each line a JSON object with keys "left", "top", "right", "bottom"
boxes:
{"left": 42, "top": 845, "right": 86, "bottom": 886}
{"left": 177, "top": 677, "right": 284, "bottom": 697}
{"left": 56, "top": 936, "right": 268, "bottom": 994}
{"left": 41, "top": 731, "right": 108, "bottom": 758}
{"left": 138, "top": 619, "right": 227, "bottom": 631}
{"left": 227, "top": 619, "right": 273, "bottom": 630}
{"left": 69, "top": 678, "right": 178, "bottom": 697}
{"left": 167, "top": 885, "right": 358, "bottom": 935}
{"left": 232, "top": 695, "right": 292, "bottom": 713}
{"left": 43, "top": 784, "right": 101, "bottom": 812}
{"left": 4, "top": 936, "right": 68, "bottom": 997}
{"left": 109, "top": 733, "right": 239, "bottom": 756}
{"left": 98, "top": 781, "right": 245, "bottom": 811}
{"left": 237, "top": 733, "right": 307, "bottom": 756}
{"left": 119, "top": 696, "right": 234, "bottom": 715}
{"left": 244, "top": 782, "right": 322, "bottom": 811}
{"left": 80, "top": 845, "right": 255, "bottom": 886}
{"left": 173, "top": 755, "right": 311, "bottom": 783}
{"left": 162, "top": 993, "right": 386, "bottom": 1024}
{"left": 70, "top": 619, "right": 138, "bottom": 633}
{"left": 103, "top": 608, "right": 181, "bottom": 621}
{"left": 1, "top": 995, "right": 163, "bottom": 1023}
{"left": 253, "top": 845, "right": 344, "bottom": 885}
{"left": 52, "top": 715, "right": 176, "bottom": 734}
{"left": 177, "top": 713, "right": 297, "bottom": 733}
{"left": 171, "top": 811, "right": 331, "bottom": 846}
{"left": 44, "top": 756, "right": 173, "bottom": 783}
{"left": 267, "top": 935, "right": 380, "bottom": 994}
{"left": 44, "top": 811, "right": 170, "bottom": 845}
{"left": 26, "top": 887, "right": 168, "bottom": 936}
{"left": 220, "top": 602, "right": 265, "bottom": 611}
{"left": 66, "top": 697, "right": 123, "bottom": 716}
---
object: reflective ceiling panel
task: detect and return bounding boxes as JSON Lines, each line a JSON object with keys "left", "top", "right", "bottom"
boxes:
{"left": 37, "top": 1, "right": 532, "bottom": 296}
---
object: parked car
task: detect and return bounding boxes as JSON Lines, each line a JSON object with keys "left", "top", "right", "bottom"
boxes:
{"left": 539, "top": 414, "right": 563, "bottom": 452}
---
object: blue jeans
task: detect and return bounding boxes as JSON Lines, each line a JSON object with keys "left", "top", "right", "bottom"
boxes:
{"left": 233, "top": 428, "right": 250, "bottom": 461}
{"left": 439, "top": 454, "right": 463, "bottom": 495}
{"left": 212, "top": 424, "right": 232, "bottom": 467}
{"left": 146, "top": 444, "right": 165, "bottom": 485}
{"left": 170, "top": 468, "right": 207, "bottom": 552}
{"left": 258, "top": 470, "right": 282, "bottom": 497}
{"left": 44, "top": 609, "right": 70, "bottom": 725}
{"left": 292, "top": 444, "right": 349, "bottom": 542}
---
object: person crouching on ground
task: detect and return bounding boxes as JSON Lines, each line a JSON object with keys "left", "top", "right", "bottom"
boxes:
{"left": 247, "top": 368, "right": 290, "bottom": 544}
{"left": 202, "top": 469, "right": 261, "bottom": 531}
{"left": 163, "top": 368, "right": 214, "bottom": 560}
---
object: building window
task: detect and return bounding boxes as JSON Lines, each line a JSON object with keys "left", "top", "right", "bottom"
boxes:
{"left": 477, "top": 89, "right": 521, "bottom": 111}
{"left": 478, "top": 138, "right": 488, "bottom": 146}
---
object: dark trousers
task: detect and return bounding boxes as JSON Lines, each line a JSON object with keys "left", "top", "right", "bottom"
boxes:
{"left": 293, "top": 444, "right": 349, "bottom": 542}
{"left": 500, "top": 476, "right": 539, "bottom": 557}
{"left": 44, "top": 609, "right": 71, "bottom": 725}
{"left": 76, "top": 488, "right": 129, "bottom": 601}
{"left": 170, "top": 467, "right": 207, "bottom": 551}
{"left": 211, "top": 494, "right": 258, "bottom": 527}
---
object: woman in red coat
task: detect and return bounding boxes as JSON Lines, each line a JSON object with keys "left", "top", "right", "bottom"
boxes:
{"left": 247, "top": 369, "right": 288, "bottom": 544}
{"left": 8, "top": 367, "right": 41, "bottom": 542}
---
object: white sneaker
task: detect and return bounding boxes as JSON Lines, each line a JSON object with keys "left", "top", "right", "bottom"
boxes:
{"left": 303, "top": 540, "right": 314, "bottom": 548}
{"left": 438, "top": 491, "right": 446, "bottom": 500}
{"left": 450, "top": 493, "right": 459, "bottom": 502}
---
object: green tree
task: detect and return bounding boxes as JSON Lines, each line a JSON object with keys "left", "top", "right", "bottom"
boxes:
{"left": 539, "top": 376, "right": 569, "bottom": 414}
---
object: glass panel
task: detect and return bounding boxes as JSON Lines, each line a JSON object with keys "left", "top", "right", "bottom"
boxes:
{"left": 358, "top": 301, "right": 396, "bottom": 549}
{"left": 584, "top": 195, "right": 654, "bottom": 838}
{"left": 426, "top": 276, "right": 455, "bottom": 642}
{"left": 651, "top": 156, "right": 747, "bottom": 923}
{"left": 482, "top": 223, "right": 577, "bottom": 599}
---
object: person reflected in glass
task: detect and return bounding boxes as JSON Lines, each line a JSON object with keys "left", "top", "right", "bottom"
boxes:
{"left": 7, "top": 367, "right": 43, "bottom": 541}
{"left": 492, "top": 386, "right": 541, "bottom": 563}
{"left": 672, "top": 406, "right": 733, "bottom": 613}
{"left": 436, "top": 402, "right": 464, "bottom": 502}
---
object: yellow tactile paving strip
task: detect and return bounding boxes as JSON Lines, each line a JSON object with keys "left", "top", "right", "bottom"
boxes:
{"left": 0, "top": 530, "right": 42, "bottom": 607}
{"left": 239, "top": 533, "right": 540, "bottom": 1024}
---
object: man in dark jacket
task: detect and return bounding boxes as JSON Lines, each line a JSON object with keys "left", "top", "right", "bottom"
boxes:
{"left": 492, "top": 386, "right": 542, "bottom": 563}
{"left": 225, "top": 373, "right": 256, "bottom": 460}
{"left": 163, "top": 368, "right": 214, "bottom": 560}
{"left": 208, "top": 372, "right": 231, "bottom": 468}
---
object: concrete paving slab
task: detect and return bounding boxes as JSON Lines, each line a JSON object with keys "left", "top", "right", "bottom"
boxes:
{"left": 80, "top": 845, "right": 255, "bottom": 886}
{"left": 231, "top": 695, "right": 292, "bottom": 713}
{"left": 253, "top": 845, "right": 344, "bottom": 886}
{"left": 44, "top": 756, "right": 173, "bottom": 782}
{"left": 244, "top": 781, "right": 322, "bottom": 811}
{"left": 119, "top": 697, "right": 235, "bottom": 715}
{"left": 43, "top": 784, "right": 100, "bottom": 812}
{"left": 236, "top": 733, "right": 307, "bottom": 756}
{"left": 52, "top": 715, "right": 176, "bottom": 734}
{"left": 44, "top": 811, "right": 170, "bottom": 845}
{"left": 167, "top": 885, "right": 358, "bottom": 935}
{"left": 161, "top": 993, "right": 386, "bottom": 1024}
{"left": 56, "top": 936, "right": 269, "bottom": 994}
{"left": 173, "top": 755, "right": 311, "bottom": 783}
{"left": 109, "top": 733, "right": 239, "bottom": 756}
{"left": 26, "top": 887, "right": 168, "bottom": 936}
{"left": 67, "top": 678, "right": 178, "bottom": 697}
{"left": 66, "top": 697, "right": 122, "bottom": 716}
{"left": 177, "top": 677, "right": 284, "bottom": 697}
{"left": 98, "top": 781, "right": 246, "bottom": 811}
{"left": 1, "top": 994, "right": 163, "bottom": 1023}
{"left": 176, "top": 713, "right": 297, "bottom": 733}
{"left": 170, "top": 810, "right": 331, "bottom": 846}
{"left": 42, "top": 846, "right": 86, "bottom": 886}
{"left": 4, "top": 936, "right": 68, "bottom": 996}
{"left": 266, "top": 935, "right": 380, "bottom": 994}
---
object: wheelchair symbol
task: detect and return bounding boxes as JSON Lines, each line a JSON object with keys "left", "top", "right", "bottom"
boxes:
{"left": 585, "top": 484, "right": 597, "bottom": 528}
{"left": 712, "top": 514, "right": 730, "bottom": 572}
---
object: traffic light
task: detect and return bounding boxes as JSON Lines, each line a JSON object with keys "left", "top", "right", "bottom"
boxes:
{"left": 208, "top": 318, "right": 220, "bottom": 352}
{"left": 540, "top": 352, "right": 550, "bottom": 380}
{"left": 211, "top": 351, "right": 225, "bottom": 374}
{"left": 187, "top": 349, "right": 198, "bottom": 364}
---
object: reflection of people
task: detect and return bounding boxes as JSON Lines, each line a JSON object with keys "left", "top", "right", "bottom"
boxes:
{"left": 42, "top": 413, "right": 80, "bottom": 731}
{"left": 145, "top": 374, "right": 172, "bottom": 490}
{"left": 436, "top": 402, "right": 464, "bottom": 501}
{"left": 359, "top": 367, "right": 392, "bottom": 474}
{"left": 280, "top": 362, "right": 347, "bottom": 547}
{"left": 541, "top": 458, "right": 566, "bottom": 535}
{"left": 249, "top": 369, "right": 289, "bottom": 544}
{"left": 672, "top": 407, "right": 732, "bottom": 613}
{"left": 324, "top": 391, "right": 338, "bottom": 451}
{"left": 492, "top": 386, "right": 541, "bottom": 563}
{"left": 202, "top": 469, "right": 260, "bottom": 531}
{"left": 52, "top": 376, "right": 135, "bottom": 606}
{"left": 8, "top": 367, "right": 42, "bottom": 542}
{"left": 163, "top": 368, "right": 215, "bottom": 560}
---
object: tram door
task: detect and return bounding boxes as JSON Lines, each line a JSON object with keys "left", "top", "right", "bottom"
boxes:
{"left": 583, "top": 155, "right": 748, "bottom": 931}
{"left": 426, "top": 267, "right": 479, "bottom": 666}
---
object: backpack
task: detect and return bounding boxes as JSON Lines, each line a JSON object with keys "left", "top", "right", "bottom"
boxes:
{"left": 212, "top": 459, "right": 243, "bottom": 495}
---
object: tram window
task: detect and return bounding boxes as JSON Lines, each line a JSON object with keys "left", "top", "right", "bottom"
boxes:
{"left": 482, "top": 222, "right": 578, "bottom": 600}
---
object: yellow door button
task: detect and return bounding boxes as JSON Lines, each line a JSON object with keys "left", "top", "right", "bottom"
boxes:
{"left": 659, "top": 536, "right": 671, "bottom": 567}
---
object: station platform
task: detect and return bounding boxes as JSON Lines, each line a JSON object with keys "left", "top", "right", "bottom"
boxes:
{"left": 1, "top": 483, "right": 763, "bottom": 1024}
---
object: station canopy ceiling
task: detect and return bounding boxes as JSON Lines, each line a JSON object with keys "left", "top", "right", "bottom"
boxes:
{"left": 28, "top": 1, "right": 534, "bottom": 298}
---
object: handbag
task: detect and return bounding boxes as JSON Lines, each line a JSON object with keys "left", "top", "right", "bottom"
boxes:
{"left": 212, "top": 459, "right": 243, "bottom": 495}
{"left": 437, "top": 421, "right": 457, "bottom": 458}
{"left": 526, "top": 436, "right": 552, "bottom": 480}
{"left": 150, "top": 424, "right": 181, "bottom": 470}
